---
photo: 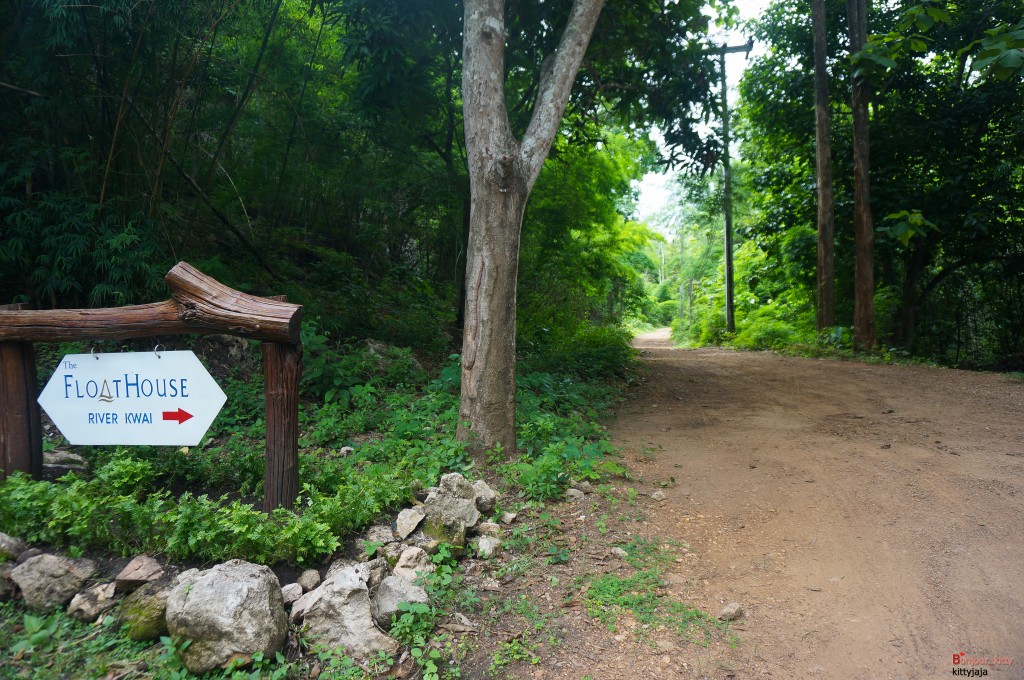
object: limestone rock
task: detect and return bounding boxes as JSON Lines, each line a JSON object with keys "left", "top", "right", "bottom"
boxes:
{"left": 297, "top": 569, "right": 321, "bottom": 593}
{"left": 118, "top": 582, "right": 170, "bottom": 641}
{"left": 364, "top": 523, "right": 397, "bottom": 547}
{"left": 565, "top": 488, "right": 586, "bottom": 503}
{"left": 292, "top": 564, "right": 399, "bottom": 660}
{"left": 372, "top": 575, "right": 429, "bottom": 628}
{"left": 325, "top": 559, "right": 356, "bottom": 580}
{"left": 422, "top": 495, "right": 478, "bottom": 545}
{"left": 500, "top": 512, "right": 518, "bottom": 525}
{"left": 380, "top": 542, "right": 407, "bottom": 568}
{"left": 281, "top": 582, "right": 303, "bottom": 606}
{"left": 719, "top": 602, "right": 744, "bottom": 621}
{"left": 11, "top": 554, "right": 96, "bottom": 611}
{"left": 166, "top": 560, "right": 287, "bottom": 674}
{"left": 0, "top": 533, "right": 27, "bottom": 561}
{"left": 68, "top": 582, "right": 117, "bottom": 621}
{"left": 472, "top": 479, "right": 498, "bottom": 513}
{"left": 651, "top": 490, "right": 667, "bottom": 502}
{"left": 326, "top": 558, "right": 386, "bottom": 590}
{"left": 475, "top": 537, "right": 502, "bottom": 560}
{"left": 438, "top": 472, "right": 476, "bottom": 500}
{"left": 421, "top": 513, "right": 469, "bottom": 546}
{"left": 16, "top": 547, "right": 43, "bottom": 564}
{"left": 395, "top": 506, "right": 426, "bottom": 539}
{"left": 474, "top": 521, "right": 501, "bottom": 538}
{"left": 572, "top": 480, "right": 594, "bottom": 494}
{"left": 610, "top": 547, "right": 629, "bottom": 560}
{"left": 392, "top": 547, "right": 435, "bottom": 583}
{"left": 361, "top": 558, "right": 388, "bottom": 590}
{"left": 115, "top": 555, "right": 164, "bottom": 593}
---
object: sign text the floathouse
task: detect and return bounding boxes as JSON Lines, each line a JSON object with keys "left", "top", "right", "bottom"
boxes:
{"left": 37, "top": 351, "right": 227, "bottom": 446}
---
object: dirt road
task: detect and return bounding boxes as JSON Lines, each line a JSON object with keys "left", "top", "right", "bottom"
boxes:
{"left": 611, "top": 330, "right": 1024, "bottom": 679}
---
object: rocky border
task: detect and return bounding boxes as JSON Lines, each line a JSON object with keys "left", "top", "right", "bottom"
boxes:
{"left": 0, "top": 473, "right": 502, "bottom": 675}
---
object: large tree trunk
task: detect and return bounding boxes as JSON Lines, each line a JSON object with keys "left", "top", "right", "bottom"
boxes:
{"left": 812, "top": 0, "right": 835, "bottom": 331}
{"left": 458, "top": 0, "right": 604, "bottom": 455}
{"left": 847, "top": 0, "right": 876, "bottom": 350}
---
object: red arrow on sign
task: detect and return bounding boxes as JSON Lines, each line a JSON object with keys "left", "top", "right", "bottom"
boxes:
{"left": 162, "top": 408, "right": 194, "bottom": 424}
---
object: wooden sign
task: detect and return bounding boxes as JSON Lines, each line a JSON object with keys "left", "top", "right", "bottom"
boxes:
{"left": 38, "top": 351, "right": 226, "bottom": 446}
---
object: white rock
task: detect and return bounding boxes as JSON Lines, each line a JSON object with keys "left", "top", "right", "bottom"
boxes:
{"left": 395, "top": 507, "right": 426, "bottom": 539}
{"left": 393, "top": 547, "right": 435, "bottom": 583}
{"left": 439, "top": 473, "right": 476, "bottom": 500}
{"left": 474, "top": 521, "right": 501, "bottom": 537}
{"left": 0, "top": 533, "right": 27, "bottom": 561}
{"left": 297, "top": 569, "right": 321, "bottom": 593}
{"left": 572, "top": 480, "right": 594, "bottom": 494}
{"left": 475, "top": 536, "right": 503, "bottom": 560}
{"left": 651, "top": 490, "right": 667, "bottom": 502}
{"left": 281, "top": 583, "right": 303, "bottom": 606}
{"left": 371, "top": 575, "right": 429, "bottom": 628}
{"left": 166, "top": 560, "right": 287, "bottom": 675}
{"left": 67, "top": 582, "right": 117, "bottom": 621}
{"left": 292, "top": 565, "right": 399, "bottom": 660}
{"left": 472, "top": 479, "right": 498, "bottom": 513}
{"left": 565, "top": 488, "right": 586, "bottom": 502}
{"left": 11, "top": 554, "right": 96, "bottom": 611}
{"left": 719, "top": 602, "right": 744, "bottom": 621}
{"left": 364, "top": 524, "right": 396, "bottom": 546}
{"left": 115, "top": 555, "right": 164, "bottom": 593}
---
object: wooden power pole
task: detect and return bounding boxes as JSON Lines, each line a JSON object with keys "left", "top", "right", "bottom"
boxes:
{"left": 718, "top": 39, "right": 753, "bottom": 334}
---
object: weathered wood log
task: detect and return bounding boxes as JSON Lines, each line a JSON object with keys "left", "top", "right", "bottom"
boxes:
{"left": 0, "top": 262, "right": 301, "bottom": 344}
{"left": 262, "top": 296, "right": 301, "bottom": 511}
{"left": 0, "top": 304, "right": 43, "bottom": 480}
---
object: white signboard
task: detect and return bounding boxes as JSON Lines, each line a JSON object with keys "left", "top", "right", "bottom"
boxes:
{"left": 38, "top": 351, "right": 227, "bottom": 446}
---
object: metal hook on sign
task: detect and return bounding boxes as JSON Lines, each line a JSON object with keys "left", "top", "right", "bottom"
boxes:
{"left": 154, "top": 343, "right": 163, "bottom": 359}
{"left": 91, "top": 344, "right": 100, "bottom": 360}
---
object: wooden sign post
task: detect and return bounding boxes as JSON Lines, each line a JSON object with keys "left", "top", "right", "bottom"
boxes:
{"left": 0, "top": 262, "right": 303, "bottom": 511}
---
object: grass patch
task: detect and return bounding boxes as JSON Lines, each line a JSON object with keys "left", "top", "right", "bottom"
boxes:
{"left": 581, "top": 538, "right": 730, "bottom": 646}
{"left": 0, "top": 603, "right": 159, "bottom": 679}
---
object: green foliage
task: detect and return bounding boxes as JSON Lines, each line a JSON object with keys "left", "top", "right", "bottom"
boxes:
{"left": 970, "top": 19, "right": 1024, "bottom": 80}
{"left": 879, "top": 210, "right": 939, "bottom": 247}
{"left": 301, "top": 321, "right": 426, "bottom": 406}
{"left": 0, "top": 604, "right": 155, "bottom": 679}
{"left": 9, "top": 612, "right": 61, "bottom": 656}
{"left": 736, "top": 0, "right": 1024, "bottom": 364}
{"left": 0, "top": 467, "right": 341, "bottom": 565}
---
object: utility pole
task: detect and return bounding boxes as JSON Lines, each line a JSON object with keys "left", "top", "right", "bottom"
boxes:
{"left": 717, "top": 39, "right": 753, "bottom": 334}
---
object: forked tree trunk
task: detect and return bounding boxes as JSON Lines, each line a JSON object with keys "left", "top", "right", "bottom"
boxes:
{"left": 847, "top": 0, "right": 876, "bottom": 350}
{"left": 457, "top": 174, "right": 529, "bottom": 454}
{"left": 458, "top": 0, "right": 604, "bottom": 455}
{"left": 812, "top": 0, "right": 836, "bottom": 330}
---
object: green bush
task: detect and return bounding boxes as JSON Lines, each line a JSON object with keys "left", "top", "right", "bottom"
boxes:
{"left": 732, "top": 317, "right": 797, "bottom": 350}
{"left": 521, "top": 323, "right": 637, "bottom": 379}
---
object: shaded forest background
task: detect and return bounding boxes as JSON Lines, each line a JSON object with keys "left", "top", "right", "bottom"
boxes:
{"left": 2, "top": 0, "right": 1022, "bottom": 368}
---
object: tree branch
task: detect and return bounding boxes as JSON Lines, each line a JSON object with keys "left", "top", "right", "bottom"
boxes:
{"left": 519, "top": 0, "right": 605, "bottom": 188}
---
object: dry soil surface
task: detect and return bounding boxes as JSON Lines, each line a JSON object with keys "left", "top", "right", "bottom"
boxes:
{"left": 593, "top": 329, "right": 1023, "bottom": 679}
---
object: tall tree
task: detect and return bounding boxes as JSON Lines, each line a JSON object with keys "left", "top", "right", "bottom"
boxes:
{"left": 846, "top": 0, "right": 875, "bottom": 349}
{"left": 458, "top": 0, "right": 605, "bottom": 454}
{"left": 812, "top": 0, "right": 835, "bottom": 330}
